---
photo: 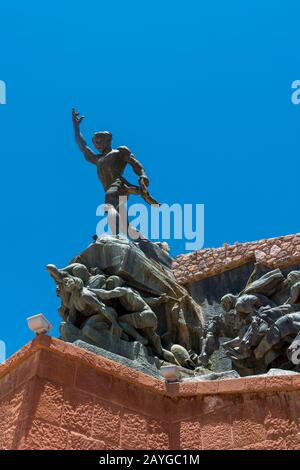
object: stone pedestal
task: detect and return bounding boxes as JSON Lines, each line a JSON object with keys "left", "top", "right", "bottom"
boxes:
{"left": 1, "top": 335, "right": 300, "bottom": 450}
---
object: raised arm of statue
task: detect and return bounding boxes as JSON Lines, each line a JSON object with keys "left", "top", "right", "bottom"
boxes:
{"left": 72, "top": 108, "right": 98, "bottom": 164}
{"left": 244, "top": 263, "right": 260, "bottom": 291}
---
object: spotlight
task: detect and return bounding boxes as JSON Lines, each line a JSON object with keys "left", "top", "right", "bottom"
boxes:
{"left": 160, "top": 365, "right": 181, "bottom": 382}
{"left": 27, "top": 314, "right": 52, "bottom": 335}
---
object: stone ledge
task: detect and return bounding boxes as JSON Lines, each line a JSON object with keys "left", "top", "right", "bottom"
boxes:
{"left": 0, "top": 336, "right": 299, "bottom": 399}
{"left": 2, "top": 337, "right": 300, "bottom": 449}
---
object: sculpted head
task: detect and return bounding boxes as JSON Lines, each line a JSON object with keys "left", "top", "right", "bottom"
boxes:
{"left": 92, "top": 131, "right": 112, "bottom": 153}
{"left": 221, "top": 293, "right": 237, "bottom": 312}
{"left": 106, "top": 275, "right": 125, "bottom": 290}
{"left": 287, "top": 271, "right": 300, "bottom": 285}
{"left": 62, "top": 276, "right": 83, "bottom": 292}
{"left": 71, "top": 263, "right": 90, "bottom": 283}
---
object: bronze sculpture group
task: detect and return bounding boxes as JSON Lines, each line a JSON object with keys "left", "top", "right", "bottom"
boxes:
{"left": 47, "top": 262, "right": 175, "bottom": 363}
{"left": 200, "top": 264, "right": 300, "bottom": 375}
{"left": 47, "top": 110, "right": 300, "bottom": 377}
{"left": 72, "top": 108, "right": 159, "bottom": 239}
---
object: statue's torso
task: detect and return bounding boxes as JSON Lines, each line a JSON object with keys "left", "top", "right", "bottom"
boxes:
{"left": 96, "top": 149, "right": 129, "bottom": 191}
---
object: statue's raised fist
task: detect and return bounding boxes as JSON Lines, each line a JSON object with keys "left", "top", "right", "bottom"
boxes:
{"left": 72, "top": 108, "right": 84, "bottom": 126}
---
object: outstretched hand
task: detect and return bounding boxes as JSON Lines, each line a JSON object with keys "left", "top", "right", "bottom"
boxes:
{"left": 72, "top": 108, "right": 84, "bottom": 126}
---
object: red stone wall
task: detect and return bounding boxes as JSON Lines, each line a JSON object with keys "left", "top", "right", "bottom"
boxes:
{"left": 1, "top": 336, "right": 300, "bottom": 450}
{"left": 173, "top": 233, "right": 300, "bottom": 285}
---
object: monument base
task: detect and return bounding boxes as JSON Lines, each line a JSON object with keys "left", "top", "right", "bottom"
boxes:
{"left": 1, "top": 335, "right": 300, "bottom": 450}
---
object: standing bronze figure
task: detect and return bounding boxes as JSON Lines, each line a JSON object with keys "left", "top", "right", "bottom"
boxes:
{"left": 72, "top": 109, "right": 160, "bottom": 238}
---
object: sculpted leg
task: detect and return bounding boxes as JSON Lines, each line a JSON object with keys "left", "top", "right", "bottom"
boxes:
{"left": 119, "top": 322, "right": 148, "bottom": 345}
{"left": 118, "top": 309, "right": 157, "bottom": 330}
{"left": 81, "top": 314, "right": 110, "bottom": 345}
{"left": 123, "top": 180, "right": 160, "bottom": 206}
{"left": 104, "top": 187, "right": 147, "bottom": 240}
{"left": 200, "top": 334, "right": 220, "bottom": 365}
{"left": 118, "top": 309, "right": 174, "bottom": 358}
{"left": 60, "top": 321, "right": 82, "bottom": 343}
{"left": 104, "top": 305, "right": 123, "bottom": 336}
{"left": 140, "top": 327, "right": 175, "bottom": 363}
{"left": 86, "top": 295, "right": 122, "bottom": 336}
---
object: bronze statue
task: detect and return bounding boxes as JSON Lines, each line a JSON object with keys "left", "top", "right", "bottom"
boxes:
{"left": 254, "top": 312, "right": 300, "bottom": 361}
{"left": 47, "top": 264, "right": 122, "bottom": 336}
{"left": 286, "top": 271, "right": 300, "bottom": 305}
{"left": 72, "top": 108, "right": 160, "bottom": 238}
{"left": 90, "top": 275, "right": 175, "bottom": 362}
{"left": 200, "top": 315, "right": 224, "bottom": 366}
{"left": 47, "top": 263, "right": 179, "bottom": 363}
{"left": 221, "top": 266, "right": 284, "bottom": 318}
{"left": 200, "top": 266, "right": 300, "bottom": 374}
{"left": 46, "top": 111, "right": 207, "bottom": 375}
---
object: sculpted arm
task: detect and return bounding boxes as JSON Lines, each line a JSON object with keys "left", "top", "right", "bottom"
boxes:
{"left": 144, "top": 293, "right": 169, "bottom": 307}
{"left": 118, "top": 146, "right": 160, "bottom": 205}
{"left": 90, "top": 286, "right": 127, "bottom": 301}
{"left": 128, "top": 154, "right": 147, "bottom": 178}
{"left": 119, "top": 147, "right": 149, "bottom": 188}
{"left": 72, "top": 108, "right": 98, "bottom": 164}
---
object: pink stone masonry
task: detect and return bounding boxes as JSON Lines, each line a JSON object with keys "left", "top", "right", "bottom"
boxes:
{"left": 172, "top": 233, "right": 300, "bottom": 285}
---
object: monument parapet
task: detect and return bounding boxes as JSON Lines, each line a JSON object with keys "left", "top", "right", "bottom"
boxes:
{"left": 1, "top": 335, "right": 300, "bottom": 450}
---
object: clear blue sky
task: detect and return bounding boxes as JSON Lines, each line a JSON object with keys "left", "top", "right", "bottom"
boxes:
{"left": 0, "top": 1, "right": 299, "bottom": 358}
